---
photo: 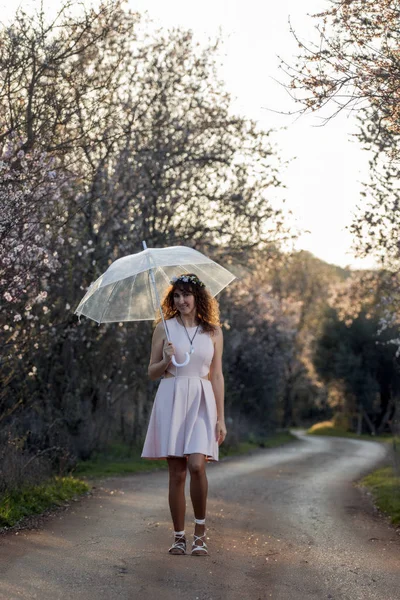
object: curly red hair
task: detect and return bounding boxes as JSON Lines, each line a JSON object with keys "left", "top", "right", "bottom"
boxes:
{"left": 158, "top": 274, "right": 220, "bottom": 335}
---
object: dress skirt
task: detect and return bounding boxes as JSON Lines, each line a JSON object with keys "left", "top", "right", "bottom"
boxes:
{"left": 141, "top": 376, "right": 219, "bottom": 461}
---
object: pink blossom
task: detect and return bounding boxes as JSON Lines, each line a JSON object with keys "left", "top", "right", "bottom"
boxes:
{"left": 36, "top": 291, "right": 48, "bottom": 302}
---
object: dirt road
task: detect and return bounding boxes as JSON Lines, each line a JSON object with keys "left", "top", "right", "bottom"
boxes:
{"left": 1, "top": 433, "right": 399, "bottom": 600}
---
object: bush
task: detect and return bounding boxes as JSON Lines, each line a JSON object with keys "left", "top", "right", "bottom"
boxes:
{"left": 0, "top": 476, "right": 89, "bottom": 528}
{"left": 307, "top": 420, "right": 335, "bottom": 434}
{"left": 332, "top": 412, "right": 351, "bottom": 431}
{"left": 0, "top": 432, "right": 75, "bottom": 497}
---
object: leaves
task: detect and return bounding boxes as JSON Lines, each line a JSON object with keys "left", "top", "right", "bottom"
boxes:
{"left": 0, "top": 1, "right": 291, "bottom": 465}
{"left": 282, "top": 0, "right": 400, "bottom": 148}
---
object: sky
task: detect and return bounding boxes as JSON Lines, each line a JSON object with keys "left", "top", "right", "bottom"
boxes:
{"left": 129, "top": 0, "right": 376, "bottom": 270}
{"left": 2, "top": 0, "right": 378, "bottom": 269}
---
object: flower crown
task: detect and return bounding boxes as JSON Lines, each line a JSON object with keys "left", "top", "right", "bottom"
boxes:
{"left": 170, "top": 274, "right": 205, "bottom": 288}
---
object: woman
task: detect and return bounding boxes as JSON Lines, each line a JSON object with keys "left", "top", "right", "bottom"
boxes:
{"left": 141, "top": 273, "right": 227, "bottom": 556}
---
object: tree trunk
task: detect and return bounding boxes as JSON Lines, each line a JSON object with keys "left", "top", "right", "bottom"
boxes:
{"left": 361, "top": 405, "right": 376, "bottom": 435}
{"left": 376, "top": 397, "right": 395, "bottom": 434}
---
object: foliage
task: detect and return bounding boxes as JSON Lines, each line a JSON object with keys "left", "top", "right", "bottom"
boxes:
{"left": 313, "top": 305, "right": 400, "bottom": 432}
{"left": 73, "top": 432, "right": 296, "bottom": 478}
{"left": 221, "top": 251, "right": 304, "bottom": 430}
{"left": 265, "top": 250, "right": 347, "bottom": 427}
{"left": 0, "top": 476, "right": 89, "bottom": 528}
{"left": 332, "top": 411, "right": 351, "bottom": 430}
{"left": 360, "top": 466, "right": 400, "bottom": 526}
{"left": 282, "top": 0, "right": 400, "bottom": 144}
{"left": 74, "top": 456, "right": 168, "bottom": 478}
{"left": 307, "top": 422, "right": 393, "bottom": 442}
{"left": 348, "top": 113, "right": 400, "bottom": 325}
{"left": 0, "top": 0, "right": 294, "bottom": 495}
{"left": 282, "top": 1, "right": 400, "bottom": 291}
{"left": 307, "top": 420, "right": 337, "bottom": 434}
{"left": 0, "top": 137, "right": 64, "bottom": 303}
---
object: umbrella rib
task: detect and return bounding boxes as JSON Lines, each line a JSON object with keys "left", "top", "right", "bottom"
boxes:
{"left": 145, "top": 256, "right": 172, "bottom": 343}
{"left": 189, "top": 262, "right": 231, "bottom": 293}
{"left": 74, "top": 275, "right": 103, "bottom": 315}
{"left": 100, "top": 248, "right": 215, "bottom": 286}
{"left": 74, "top": 246, "right": 237, "bottom": 324}
{"left": 159, "top": 268, "right": 173, "bottom": 284}
{"left": 98, "top": 281, "right": 120, "bottom": 324}
{"left": 127, "top": 274, "right": 138, "bottom": 321}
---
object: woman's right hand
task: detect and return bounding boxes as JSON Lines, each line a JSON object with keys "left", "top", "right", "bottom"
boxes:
{"left": 163, "top": 341, "right": 175, "bottom": 365}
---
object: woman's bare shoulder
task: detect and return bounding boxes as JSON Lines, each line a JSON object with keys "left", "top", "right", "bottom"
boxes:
{"left": 153, "top": 318, "right": 174, "bottom": 336}
{"left": 153, "top": 321, "right": 165, "bottom": 337}
{"left": 211, "top": 325, "right": 223, "bottom": 340}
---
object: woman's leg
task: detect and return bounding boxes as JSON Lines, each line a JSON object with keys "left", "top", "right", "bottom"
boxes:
{"left": 167, "top": 457, "right": 188, "bottom": 532}
{"left": 187, "top": 453, "right": 208, "bottom": 547}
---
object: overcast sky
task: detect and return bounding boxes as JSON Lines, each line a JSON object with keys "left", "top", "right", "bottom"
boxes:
{"left": 2, "top": 0, "right": 378, "bottom": 269}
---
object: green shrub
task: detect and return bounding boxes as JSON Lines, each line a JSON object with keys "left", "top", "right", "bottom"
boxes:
{"left": 360, "top": 466, "right": 400, "bottom": 525}
{"left": 0, "top": 476, "right": 90, "bottom": 528}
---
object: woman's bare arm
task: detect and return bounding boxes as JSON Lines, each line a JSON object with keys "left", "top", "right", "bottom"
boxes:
{"left": 148, "top": 323, "right": 175, "bottom": 380}
{"left": 210, "top": 327, "right": 227, "bottom": 444}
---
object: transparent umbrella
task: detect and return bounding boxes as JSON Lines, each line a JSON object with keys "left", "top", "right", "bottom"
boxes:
{"left": 74, "top": 242, "right": 236, "bottom": 366}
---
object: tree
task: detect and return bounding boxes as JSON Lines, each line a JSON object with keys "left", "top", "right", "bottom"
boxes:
{"left": 220, "top": 251, "right": 298, "bottom": 433}
{"left": 0, "top": 136, "right": 65, "bottom": 303}
{"left": 282, "top": 1, "right": 400, "bottom": 351}
{"left": 349, "top": 109, "right": 400, "bottom": 269}
{"left": 315, "top": 304, "right": 400, "bottom": 433}
{"left": 281, "top": 0, "right": 400, "bottom": 147}
{"left": 267, "top": 251, "right": 345, "bottom": 427}
{"left": 0, "top": 0, "right": 292, "bottom": 481}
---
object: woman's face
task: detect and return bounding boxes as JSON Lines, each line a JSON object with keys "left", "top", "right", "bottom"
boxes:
{"left": 173, "top": 287, "right": 196, "bottom": 315}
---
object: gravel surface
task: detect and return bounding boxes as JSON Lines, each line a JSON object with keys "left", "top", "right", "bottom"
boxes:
{"left": 0, "top": 432, "right": 399, "bottom": 600}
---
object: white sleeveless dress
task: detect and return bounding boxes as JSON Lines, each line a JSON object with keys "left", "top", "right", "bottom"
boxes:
{"left": 141, "top": 317, "right": 219, "bottom": 461}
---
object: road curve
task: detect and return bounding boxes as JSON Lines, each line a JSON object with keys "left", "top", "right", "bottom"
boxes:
{"left": 0, "top": 433, "right": 399, "bottom": 600}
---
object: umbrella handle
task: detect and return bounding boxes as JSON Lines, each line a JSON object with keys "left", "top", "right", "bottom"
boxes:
{"left": 171, "top": 353, "right": 191, "bottom": 368}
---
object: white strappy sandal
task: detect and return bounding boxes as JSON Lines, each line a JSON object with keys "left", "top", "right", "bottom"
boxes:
{"left": 168, "top": 530, "right": 186, "bottom": 555}
{"left": 191, "top": 518, "right": 208, "bottom": 556}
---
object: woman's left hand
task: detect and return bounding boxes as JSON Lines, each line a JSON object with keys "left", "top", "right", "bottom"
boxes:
{"left": 216, "top": 420, "right": 227, "bottom": 445}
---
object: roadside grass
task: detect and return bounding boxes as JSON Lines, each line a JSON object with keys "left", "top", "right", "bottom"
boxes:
{"left": 0, "top": 432, "right": 295, "bottom": 530}
{"left": 308, "top": 421, "right": 400, "bottom": 527}
{"left": 75, "top": 431, "right": 297, "bottom": 479}
{"left": 307, "top": 421, "right": 393, "bottom": 443}
{"left": 74, "top": 454, "right": 169, "bottom": 478}
{"left": 219, "top": 431, "right": 296, "bottom": 459}
{"left": 359, "top": 466, "right": 400, "bottom": 526}
{"left": 0, "top": 476, "right": 90, "bottom": 529}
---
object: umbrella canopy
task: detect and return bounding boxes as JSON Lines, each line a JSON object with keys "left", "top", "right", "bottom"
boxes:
{"left": 75, "top": 245, "right": 236, "bottom": 324}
